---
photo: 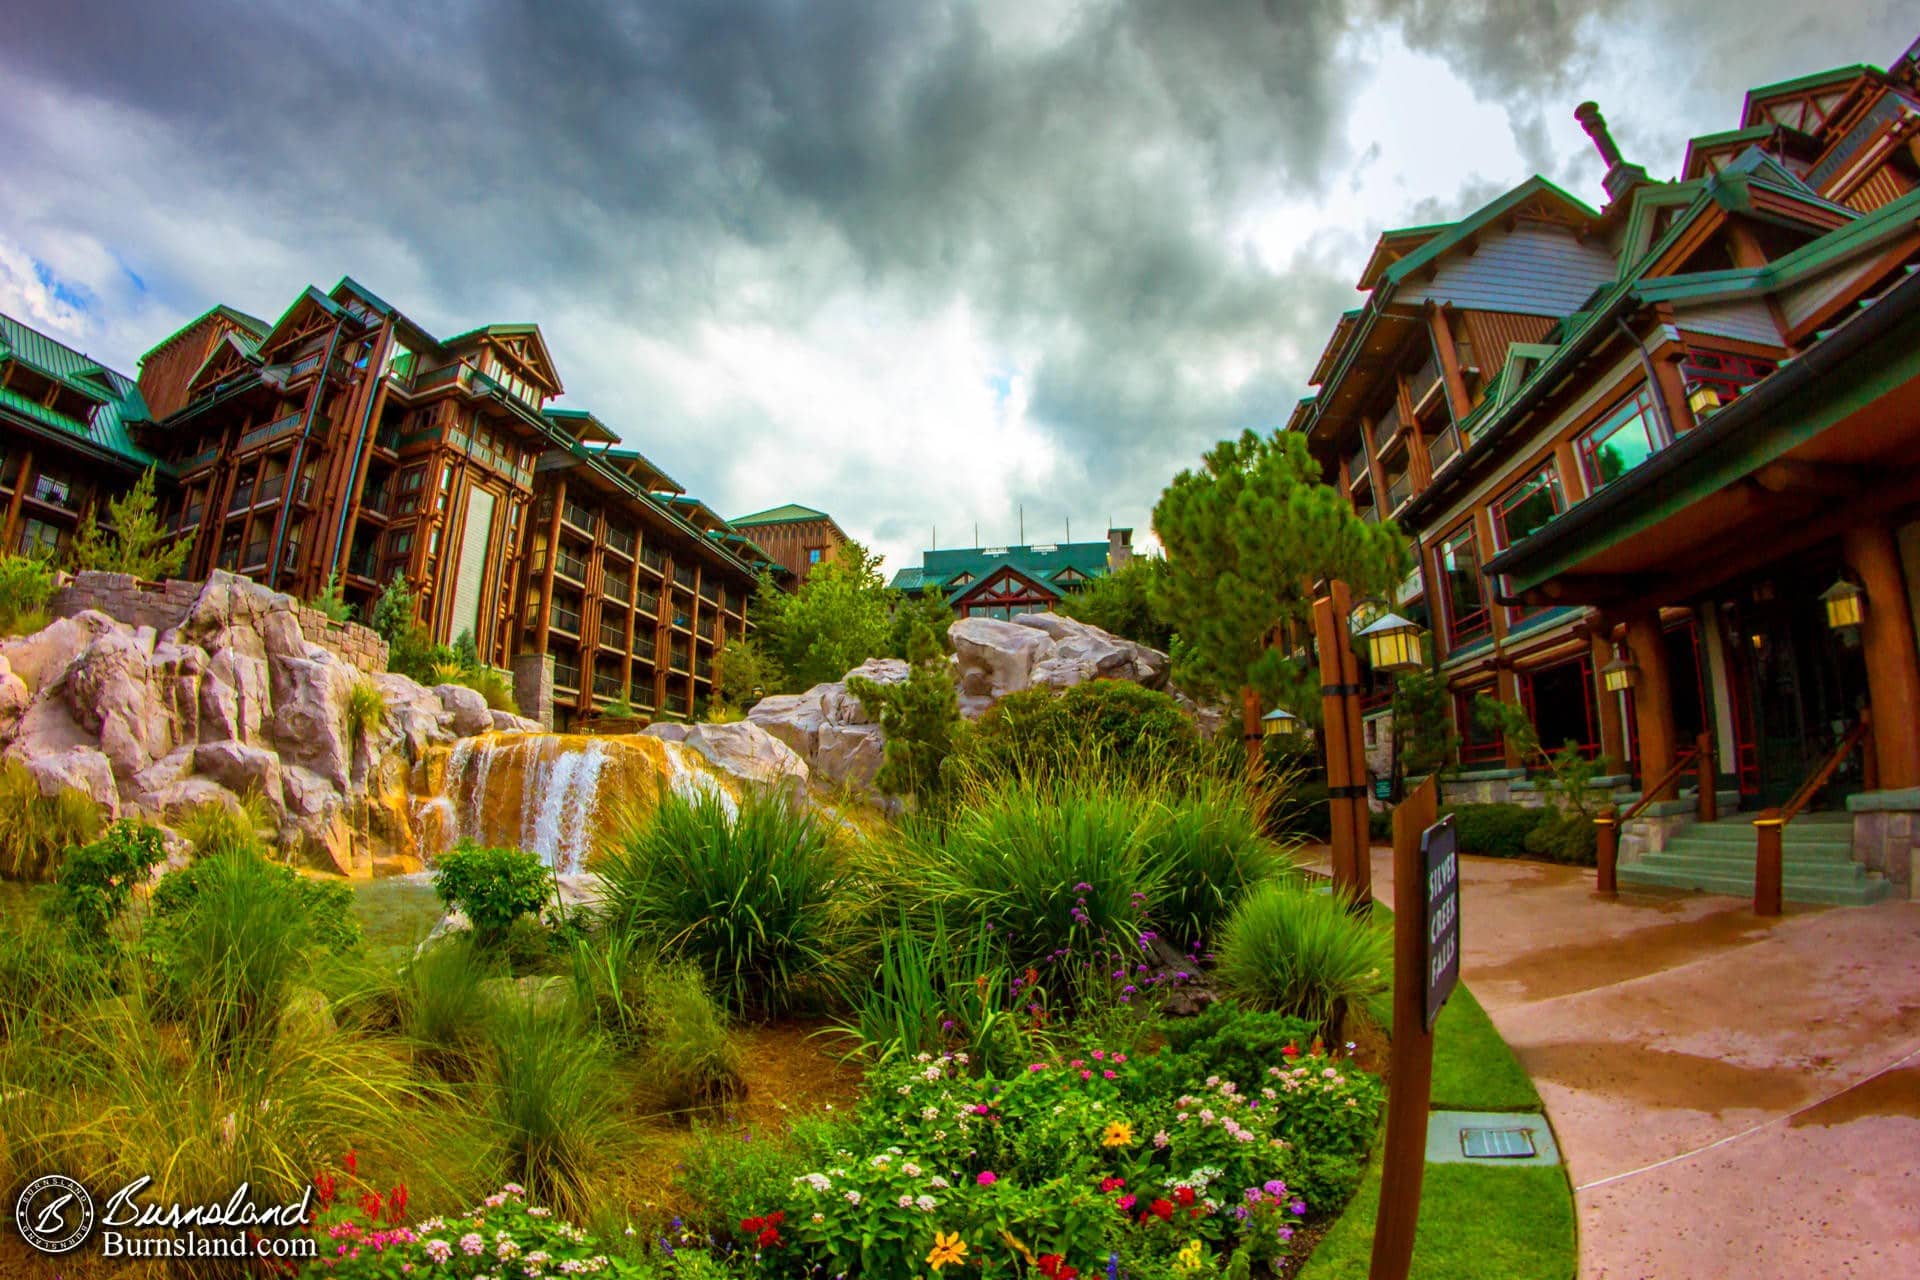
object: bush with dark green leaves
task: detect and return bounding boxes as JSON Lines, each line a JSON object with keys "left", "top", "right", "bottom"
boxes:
{"left": 430, "top": 841, "right": 553, "bottom": 947}
{"left": 49, "top": 821, "right": 168, "bottom": 938}
{"left": 1441, "top": 803, "right": 1553, "bottom": 860}
{"left": 965, "top": 679, "right": 1200, "bottom": 782}
{"left": 1524, "top": 808, "right": 1598, "bottom": 865}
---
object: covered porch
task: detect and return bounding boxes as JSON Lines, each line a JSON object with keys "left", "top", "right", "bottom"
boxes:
{"left": 1485, "top": 264, "right": 1920, "bottom": 900}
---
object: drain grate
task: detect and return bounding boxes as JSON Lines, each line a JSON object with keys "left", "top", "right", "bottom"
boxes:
{"left": 1459, "top": 1127, "right": 1537, "bottom": 1160}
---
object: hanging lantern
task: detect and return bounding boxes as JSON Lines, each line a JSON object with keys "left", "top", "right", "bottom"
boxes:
{"left": 1601, "top": 648, "right": 1638, "bottom": 693}
{"left": 1821, "top": 576, "right": 1866, "bottom": 632}
{"left": 1686, "top": 383, "right": 1723, "bottom": 420}
{"left": 1261, "top": 708, "right": 1303, "bottom": 739}
{"left": 1354, "top": 611, "right": 1427, "bottom": 675}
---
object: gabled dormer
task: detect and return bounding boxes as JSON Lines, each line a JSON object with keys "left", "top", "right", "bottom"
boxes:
{"left": 444, "top": 324, "right": 563, "bottom": 409}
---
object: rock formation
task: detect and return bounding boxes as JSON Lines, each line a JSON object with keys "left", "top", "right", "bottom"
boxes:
{"left": 0, "top": 571, "right": 539, "bottom": 875}
{"left": 748, "top": 613, "right": 1190, "bottom": 791}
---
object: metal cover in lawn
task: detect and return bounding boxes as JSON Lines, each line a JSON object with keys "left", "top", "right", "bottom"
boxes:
{"left": 1460, "top": 1127, "right": 1536, "bottom": 1159}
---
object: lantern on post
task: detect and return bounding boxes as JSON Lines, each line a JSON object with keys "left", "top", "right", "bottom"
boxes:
{"left": 1686, "top": 383, "right": 1723, "bottom": 420}
{"left": 1261, "top": 708, "right": 1303, "bottom": 739}
{"left": 1354, "top": 612, "right": 1426, "bottom": 675}
{"left": 1600, "top": 646, "right": 1639, "bottom": 694}
{"left": 1820, "top": 575, "right": 1865, "bottom": 633}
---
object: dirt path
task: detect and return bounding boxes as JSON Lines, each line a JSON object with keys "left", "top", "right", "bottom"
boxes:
{"left": 1358, "top": 848, "right": 1920, "bottom": 1279}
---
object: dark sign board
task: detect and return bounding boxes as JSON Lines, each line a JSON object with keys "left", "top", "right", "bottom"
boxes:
{"left": 1372, "top": 777, "right": 1393, "bottom": 802}
{"left": 1422, "top": 815, "right": 1460, "bottom": 1030}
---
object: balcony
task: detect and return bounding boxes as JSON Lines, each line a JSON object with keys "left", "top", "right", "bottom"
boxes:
{"left": 562, "top": 500, "right": 597, "bottom": 534}
{"left": 1426, "top": 424, "right": 1461, "bottom": 475}
{"left": 240, "top": 540, "right": 271, "bottom": 572}
{"left": 1409, "top": 355, "right": 1446, "bottom": 417}
{"left": 592, "top": 672, "right": 625, "bottom": 699}
{"left": 604, "top": 574, "right": 631, "bottom": 605}
{"left": 373, "top": 425, "right": 404, "bottom": 454}
{"left": 554, "top": 549, "right": 589, "bottom": 583}
{"left": 225, "top": 481, "right": 255, "bottom": 514}
{"left": 548, "top": 604, "right": 582, "bottom": 637}
{"left": 605, "top": 526, "right": 636, "bottom": 558}
{"left": 1347, "top": 446, "right": 1370, "bottom": 489}
{"left": 346, "top": 547, "right": 379, "bottom": 580}
{"left": 598, "top": 621, "right": 627, "bottom": 651}
{"left": 1385, "top": 469, "right": 1412, "bottom": 513}
{"left": 673, "top": 564, "right": 697, "bottom": 591}
{"left": 170, "top": 504, "right": 205, "bottom": 534}
{"left": 238, "top": 411, "right": 307, "bottom": 453}
{"left": 669, "top": 646, "right": 691, "bottom": 674}
{"left": 179, "top": 446, "right": 220, "bottom": 476}
{"left": 663, "top": 692, "right": 688, "bottom": 716}
{"left": 640, "top": 546, "right": 667, "bottom": 574}
{"left": 635, "top": 588, "right": 659, "bottom": 618}
{"left": 553, "top": 662, "right": 581, "bottom": 692}
{"left": 694, "top": 656, "right": 712, "bottom": 681}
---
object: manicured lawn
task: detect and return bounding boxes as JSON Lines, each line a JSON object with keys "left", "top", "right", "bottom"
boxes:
{"left": 1430, "top": 983, "right": 1541, "bottom": 1112}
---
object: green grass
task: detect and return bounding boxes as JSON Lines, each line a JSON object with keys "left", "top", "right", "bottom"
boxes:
{"left": 1430, "top": 984, "right": 1540, "bottom": 1112}
{"left": 1299, "top": 1156, "right": 1576, "bottom": 1280}
{"left": 351, "top": 877, "right": 447, "bottom": 951}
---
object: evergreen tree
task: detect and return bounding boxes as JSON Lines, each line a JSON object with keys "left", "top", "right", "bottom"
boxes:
{"left": 1056, "top": 557, "right": 1175, "bottom": 651}
{"left": 309, "top": 571, "right": 353, "bottom": 623}
{"left": 1388, "top": 665, "right": 1457, "bottom": 796}
{"left": 1152, "top": 429, "right": 1408, "bottom": 770}
{"left": 887, "top": 591, "right": 953, "bottom": 659}
{"left": 848, "top": 619, "right": 964, "bottom": 807}
{"left": 716, "top": 635, "right": 785, "bottom": 709}
{"left": 753, "top": 540, "right": 895, "bottom": 690}
{"left": 69, "top": 468, "right": 187, "bottom": 581}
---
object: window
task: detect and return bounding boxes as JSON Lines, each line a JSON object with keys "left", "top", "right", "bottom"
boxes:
{"left": 29, "top": 470, "right": 74, "bottom": 508}
{"left": 1435, "top": 526, "right": 1490, "bottom": 647}
{"left": 17, "top": 517, "right": 62, "bottom": 557}
{"left": 1578, "top": 387, "right": 1664, "bottom": 489}
{"left": 1491, "top": 463, "right": 1564, "bottom": 549}
{"left": 807, "top": 547, "right": 823, "bottom": 565}
{"left": 1455, "top": 690, "right": 1506, "bottom": 766}
{"left": 1678, "top": 351, "right": 1776, "bottom": 410}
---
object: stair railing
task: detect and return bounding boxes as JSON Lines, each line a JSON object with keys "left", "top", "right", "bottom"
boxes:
{"left": 1592, "top": 738, "right": 1706, "bottom": 897}
{"left": 1752, "top": 709, "right": 1872, "bottom": 917}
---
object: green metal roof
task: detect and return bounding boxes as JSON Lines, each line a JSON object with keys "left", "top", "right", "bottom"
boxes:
{"left": 890, "top": 540, "right": 1112, "bottom": 600}
{"left": 1382, "top": 176, "right": 1601, "bottom": 288}
{"left": 1741, "top": 65, "right": 1869, "bottom": 124}
{"left": 0, "top": 311, "right": 159, "bottom": 469}
{"left": 731, "top": 502, "right": 830, "bottom": 526}
{"left": 138, "top": 304, "right": 271, "bottom": 363}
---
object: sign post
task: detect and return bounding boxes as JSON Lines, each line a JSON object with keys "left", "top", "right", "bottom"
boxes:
{"left": 1367, "top": 776, "right": 1451, "bottom": 1280}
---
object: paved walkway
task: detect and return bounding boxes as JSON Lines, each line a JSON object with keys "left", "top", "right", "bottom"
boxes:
{"left": 1357, "top": 848, "right": 1920, "bottom": 1279}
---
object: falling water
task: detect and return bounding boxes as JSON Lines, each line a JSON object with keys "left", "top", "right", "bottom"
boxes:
{"left": 421, "top": 732, "right": 730, "bottom": 872}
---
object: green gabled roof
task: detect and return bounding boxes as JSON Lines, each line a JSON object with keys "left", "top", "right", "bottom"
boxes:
{"left": 1382, "top": 176, "right": 1601, "bottom": 288}
{"left": 139, "top": 304, "right": 272, "bottom": 363}
{"left": 1741, "top": 65, "right": 1870, "bottom": 126}
{"left": 730, "top": 503, "right": 829, "bottom": 526}
{"left": 897, "top": 540, "right": 1112, "bottom": 600}
{"left": 0, "top": 311, "right": 159, "bottom": 469}
{"left": 593, "top": 444, "right": 683, "bottom": 495}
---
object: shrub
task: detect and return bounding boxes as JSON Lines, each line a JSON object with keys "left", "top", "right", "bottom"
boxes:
{"left": 309, "top": 571, "right": 353, "bottom": 623}
{"left": 68, "top": 467, "right": 186, "bottom": 581}
{"left": 48, "top": 820, "right": 168, "bottom": 938}
{"left": 1215, "top": 881, "right": 1391, "bottom": 1030}
{"left": 965, "top": 680, "right": 1200, "bottom": 783}
{"left": 847, "top": 619, "right": 964, "bottom": 807}
{"left": 1525, "top": 808, "right": 1598, "bottom": 865}
{"left": 431, "top": 841, "right": 553, "bottom": 947}
{"left": 1149, "top": 777, "right": 1294, "bottom": 951}
{"left": 571, "top": 931, "right": 744, "bottom": 1109}
{"left": 400, "top": 934, "right": 494, "bottom": 1080}
{"left": 0, "top": 760, "right": 104, "bottom": 881}
{"left": 483, "top": 993, "right": 626, "bottom": 1219}
{"left": 149, "top": 851, "right": 362, "bottom": 952}
{"left": 1442, "top": 803, "right": 1551, "bottom": 859}
{"left": 0, "top": 914, "right": 112, "bottom": 1040}
{"left": 345, "top": 678, "right": 386, "bottom": 745}
{"left": 0, "top": 551, "right": 57, "bottom": 636}
{"left": 601, "top": 787, "right": 842, "bottom": 1018}
{"left": 462, "top": 665, "right": 518, "bottom": 713}
{"left": 1149, "top": 999, "right": 1321, "bottom": 1094}
{"left": 306, "top": 1186, "right": 647, "bottom": 1280}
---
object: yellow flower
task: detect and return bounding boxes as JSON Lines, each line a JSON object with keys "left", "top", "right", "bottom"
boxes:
{"left": 1174, "top": 1239, "right": 1204, "bottom": 1274}
{"left": 927, "top": 1231, "right": 969, "bottom": 1271}
{"left": 1100, "top": 1119, "right": 1134, "bottom": 1148}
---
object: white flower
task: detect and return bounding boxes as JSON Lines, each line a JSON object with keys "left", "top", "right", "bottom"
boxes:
{"left": 844, "top": 1190, "right": 862, "bottom": 1205}
{"left": 800, "top": 1173, "right": 833, "bottom": 1193}
{"left": 929, "top": 1176, "right": 949, "bottom": 1189}
{"left": 898, "top": 1194, "right": 915, "bottom": 1208}
{"left": 914, "top": 1195, "right": 937, "bottom": 1212}
{"left": 903, "top": 1163, "right": 922, "bottom": 1177}
{"left": 921, "top": 1106, "right": 940, "bottom": 1121}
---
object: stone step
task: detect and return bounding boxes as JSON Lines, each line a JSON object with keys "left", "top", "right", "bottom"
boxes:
{"left": 1660, "top": 837, "right": 1857, "bottom": 863}
{"left": 1620, "top": 861, "right": 1893, "bottom": 907}
{"left": 1637, "top": 851, "right": 1869, "bottom": 880}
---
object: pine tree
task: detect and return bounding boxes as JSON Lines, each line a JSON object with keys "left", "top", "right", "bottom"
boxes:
{"left": 69, "top": 468, "right": 187, "bottom": 581}
{"left": 848, "top": 619, "right": 963, "bottom": 807}
{"left": 1152, "top": 429, "right": 1408, "bottom": 770}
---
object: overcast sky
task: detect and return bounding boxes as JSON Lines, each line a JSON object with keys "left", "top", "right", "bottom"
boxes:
{"left": 1, "top": 1, "right": 1910, "bottom": 574}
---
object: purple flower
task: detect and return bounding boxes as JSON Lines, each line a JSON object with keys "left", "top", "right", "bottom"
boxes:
{"left": 1074, "top": 882, "right": 1093, "bottom": 892}
{"left": 977, "top": 1171, "right": 998, "bottom": 1186}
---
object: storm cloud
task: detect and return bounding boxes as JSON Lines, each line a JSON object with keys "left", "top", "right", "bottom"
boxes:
{"left": 0, "top": 0, "right": 1909, "bottom": 567}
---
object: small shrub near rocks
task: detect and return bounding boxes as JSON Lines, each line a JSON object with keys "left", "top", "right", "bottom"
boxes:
{"left": 1441, "top": 803, "right": 1552, "bottom": 860}
{"left": 48, "top": 820, "right": 168, "bottom": 938}
{"left": 431, "top": 841, "right": 553, "bottom": 948}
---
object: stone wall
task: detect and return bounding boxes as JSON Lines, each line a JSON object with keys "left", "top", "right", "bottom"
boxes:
{"left": 51, "top": 571, "right": 389, "bottom": 674}
{"left": 1848, "top": 788, "right": 1920, "bottom": 899}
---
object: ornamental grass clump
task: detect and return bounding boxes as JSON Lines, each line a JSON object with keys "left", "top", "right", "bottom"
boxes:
{"left": 570, "top": 931, "right": 743, "bottom": 1110}
{"left": 482, "top": 992, "right": 627, "bottom": 1220}
{"left": 0, "top": 759, "right": 103, "bottom": 882}
{"left": 1215, "top": 882, "right": 1391, "bottom": 1031}
{"left": 400, "top": 934, "right": 494, "bottom": 1081}
{"left": 1146, "top": 776, "right": 1297, "bottom": 953}
{"left": 171, "top": 792, "right": 274, "bottom": 859}
{"left": 600, "top": 786, "right": 845, "bottom": 1019}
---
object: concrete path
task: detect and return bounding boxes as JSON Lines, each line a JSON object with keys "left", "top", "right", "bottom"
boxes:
{"left": 1359, "top": 848, "right": 1920, "bottom": 1279}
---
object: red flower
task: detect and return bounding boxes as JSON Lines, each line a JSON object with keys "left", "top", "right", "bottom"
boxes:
{"left": 1039, "top": 1255, "right": 1080, "bottom": 1279}
{"left": 767, "top": 1210, "right": 785, "bottom": 1227}
{"left": 741, "top": 1216, "right": 764, "bottom": 1234}
{"left": 757, "top": 1226, "right": 782, "bottom": 1248}
{"left": 312, "top": 1172, "right": 336, "bottom": 1212}
{"left": 1281, "top": 1043, "right": 1300, "bottom": 1059}
{"left": 1099, "top": 1177, "right": 1125, "bottom": 1193}
{"left": 343, "top": 1149, "right": 358, "bottom": 1175}
{"left": 1116, "top": 1193, "right": 1136, "bottom": 1213}
{"left": 1150, "top": 1198, "right": 1174, "bottom": 1222}
{"left": 388, "top": 1186, "right": 409, "bottom": 1224}
{"left": 1174, "top": 1186, "right": 1196, "bottom": 1207}
{"left": 358, "top": 1193, "right": 383, "bottom": 1221}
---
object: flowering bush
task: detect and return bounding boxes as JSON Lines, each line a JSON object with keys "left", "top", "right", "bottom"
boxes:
{"left": 302, "top": 1181, "right": 651, "bottom": 1279}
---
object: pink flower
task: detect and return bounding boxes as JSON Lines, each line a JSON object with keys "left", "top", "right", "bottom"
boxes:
{"left": 1103, "top": 1070, "right": 1117, "bottom": 1079}
{"left": 977, "top": 1171, "right": 997, "bottom": 1186}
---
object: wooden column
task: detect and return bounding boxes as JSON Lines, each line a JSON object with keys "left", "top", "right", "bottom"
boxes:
{"left": 1428, "top": 305, "right": 1473, "bottom": 421}
{"left": 1241, "top": 685, "right": 1264, "bottom": 776}
{"left": 536, "top": 481, "right": 565, "bottom": 658}
{"left": 1843, "top": 523, "right": 1920, "bottom": 789}
{"left": 1626, "top": 611, "right": 1680, "bottom": 800}
{"left": 1586, "top": 619, "right": 1626, "bottom": 770}
{"left": 2, "top": 448, "right": 33, "bottom": 551}
{"left": 1313, "top": 581, "right": 1371, "bottom": 901}
{"left": 1337, "top": 584, "right": 1374, "bottom": 898}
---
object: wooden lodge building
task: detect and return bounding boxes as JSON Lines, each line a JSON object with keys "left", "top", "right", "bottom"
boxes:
{"left": 1291, "top": 38, "right": 1920, "bottom": 903}
{"left": 728, "top": 504, "right": 850, "bottom": 586}
{"left": 890, "top": 528, "right": 1134, "bottom": 619}
{"left": 2, "top": 277, "right": 786, "bottom": 727}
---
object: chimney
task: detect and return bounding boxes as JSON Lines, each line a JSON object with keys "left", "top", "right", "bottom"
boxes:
{"left": 1575, "top": 101, "right": 1649, "bottom": 205}
{"left": 1107, "top": 527, "right": 1133, "bottom": 571}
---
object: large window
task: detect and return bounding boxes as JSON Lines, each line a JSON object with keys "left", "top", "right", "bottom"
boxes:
{"left": 1435, "top": 526, "right": 1489, "bottom": 648}
{"left": 1491, "top": 463, "right": 1564, "bottom": 549}
{"left": 1578, "top": 387, "right": 1663, "bottom": 490}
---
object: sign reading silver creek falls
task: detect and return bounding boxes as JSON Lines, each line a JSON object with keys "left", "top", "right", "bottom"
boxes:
{"left": 1422, "top": 815, "right": 1460, "bottom": 1030}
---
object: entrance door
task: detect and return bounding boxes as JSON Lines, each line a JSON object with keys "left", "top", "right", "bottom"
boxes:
{"left": 1737, "top": 571, "right": 1870, "bottom": 808}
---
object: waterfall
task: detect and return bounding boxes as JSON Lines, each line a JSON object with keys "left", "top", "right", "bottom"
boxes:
{"left": 423, "top": 732, "right": 727, "bottom": 872}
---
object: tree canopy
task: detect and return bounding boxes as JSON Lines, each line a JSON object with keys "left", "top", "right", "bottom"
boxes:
{"left": 69, "top": 468, "right": 187, "bottom": 582}
{"left": 752, "top": 540, "right": 895, "bottom": 691}
{"left": 1151, "top": 428, "right": 1408, "bottom": 719}
{"left": 1055, "top": 557, "right": 1175, "bottom": 652}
